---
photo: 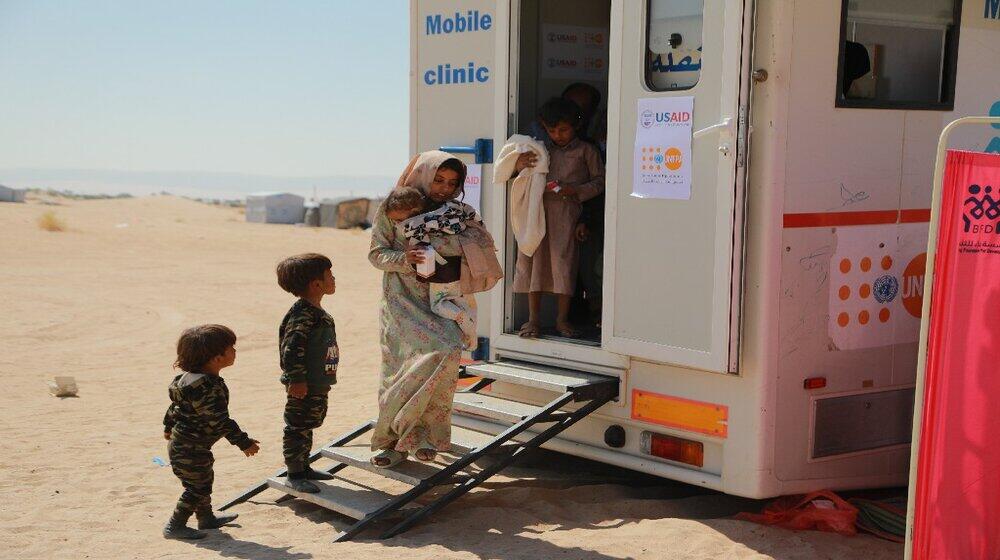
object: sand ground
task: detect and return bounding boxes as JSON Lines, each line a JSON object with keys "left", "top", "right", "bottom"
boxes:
{"left": 0, "top": 196, "right": 903, "bottom": 559}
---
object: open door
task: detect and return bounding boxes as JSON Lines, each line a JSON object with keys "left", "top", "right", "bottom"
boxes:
{"left": 603, "top": 0, "right": 751, "bottom": 373}
{"left": 487, "top": 0, "right": 631, "bottom": 371}
{"left": 410, "top": 0, "right": 501, "bottom": 338}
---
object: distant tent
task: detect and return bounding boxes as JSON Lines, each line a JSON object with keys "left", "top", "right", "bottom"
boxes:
{"left": 366, "top": 197, "right": 384, "bottom": 226}
{"left": 319, "top": 197, "right": 371, "bottom": 229}
{"left": 0, "top": 184, "right": 26, "bottom": 203}
{"left": 303, "top": 202, "right": 321, "bottom": 227}
{"left": 245, "top": 192, "right": 305, "bottom": 224}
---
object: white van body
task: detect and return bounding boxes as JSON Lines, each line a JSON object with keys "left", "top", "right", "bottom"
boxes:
{"left": 410, "top": 0, "right": 1000, "bottom": 498}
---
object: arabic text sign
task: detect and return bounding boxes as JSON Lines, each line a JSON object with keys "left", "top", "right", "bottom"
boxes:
{"left": 911, "top": 150, "right": 1000, "bottom": 559}
{"left": 632, "top": 96, "right": 694, "bottom": 200}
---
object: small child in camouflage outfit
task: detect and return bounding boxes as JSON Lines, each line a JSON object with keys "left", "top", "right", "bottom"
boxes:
{"left": 162, "top": 324, "right": 260, "bottom": 540}
{"left": 276, "top": 253, "right": 339, "bottom": 493}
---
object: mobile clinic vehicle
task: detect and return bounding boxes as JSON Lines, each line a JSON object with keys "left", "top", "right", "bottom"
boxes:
{"left": 222, "top": 0, "right": 1000, "bottom": 541}
{"left": 414, "top": 0, "right": 1000, "bottom": 498}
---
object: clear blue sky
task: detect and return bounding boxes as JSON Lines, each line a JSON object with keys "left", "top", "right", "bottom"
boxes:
{"left": 0, "top": 1, "right": 409, "bottom": 178}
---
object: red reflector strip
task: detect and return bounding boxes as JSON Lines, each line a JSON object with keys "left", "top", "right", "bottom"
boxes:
{"left": 782, "top": 208, "right": 931, "bottom": 228}
{"left": 804, "top": 377, "right": 827, "bottom": 389}
{"left": 641, "top": 431, "right": 704, "bottom": 467}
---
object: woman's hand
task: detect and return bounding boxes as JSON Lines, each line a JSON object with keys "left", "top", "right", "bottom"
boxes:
{"left": 405, "top": 247, "right": 426, "bottom": 264}
{"left": 514, "top": 152, "right": 538, "bottom": 173}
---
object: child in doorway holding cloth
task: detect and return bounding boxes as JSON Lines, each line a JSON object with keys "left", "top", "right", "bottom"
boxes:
{"left": 513, "top": 97, "right": 605, "bottom": 338}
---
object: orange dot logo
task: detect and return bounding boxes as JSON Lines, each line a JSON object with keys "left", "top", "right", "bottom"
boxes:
{"left": 881, "top": 256, "right": 893, "bottom": 270}
{"left": 840, "top": 259, "right": 851, "bottom": 273}
{"left": 858, "top": 310, "right": 870, "bottom": 325}
{"left": 839, "top": 285, "right": 850, "bottom": 300}
{"left": 860, "top": 257, "right": 871, "bottom": 272}
{"left": 902, "top": 252, "right": 927, "bottom": 318}
{"left": 837, "top": 312, "right": 850, "bottom": 327}
{"left": 664, "top": 147, "right": 683, "bottom": 171}
{"left": 859, "top": 283, "right": 871, "bottom": 299}
{"left": 879, "top": 308, "right": 891, "bottom": 323}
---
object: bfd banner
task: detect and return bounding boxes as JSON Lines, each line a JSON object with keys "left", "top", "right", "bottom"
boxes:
{"left": 632, "top": 96, "right": 694, "bottom": 200}
{"left": 912, "top": 150, "right": 1000, "bottom": 559}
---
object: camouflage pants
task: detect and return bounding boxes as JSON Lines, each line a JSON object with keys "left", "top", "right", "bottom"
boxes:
{"left": 168, "top": 437, "right": 214, "bottom": 515}
{"left": 283, "top": 392, "right": 328, "bottom": 473}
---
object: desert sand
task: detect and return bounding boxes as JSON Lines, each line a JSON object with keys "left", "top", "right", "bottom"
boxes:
{"left": 0, "top": 195, "right": 903, "bottom": 559}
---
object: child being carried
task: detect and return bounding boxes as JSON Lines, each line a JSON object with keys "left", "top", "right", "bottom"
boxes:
{"left": 384, "top": 186, "right": 479, "bottom": 351}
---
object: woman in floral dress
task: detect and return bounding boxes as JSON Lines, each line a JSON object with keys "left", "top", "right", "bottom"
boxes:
{"left": 368, "top": 151, "right": 469, "bottom": 467}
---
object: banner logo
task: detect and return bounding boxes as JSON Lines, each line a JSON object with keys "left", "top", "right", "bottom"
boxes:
{"left": 963, "top": 184, "right": 1000, "bottom": 233}
{"left": 873, "top": 275, "right": 899, "bottom": 304}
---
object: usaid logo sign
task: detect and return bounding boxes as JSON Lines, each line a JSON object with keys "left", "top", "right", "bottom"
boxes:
{"left": 640, "top": 109, "right": 693, "bottom": 128}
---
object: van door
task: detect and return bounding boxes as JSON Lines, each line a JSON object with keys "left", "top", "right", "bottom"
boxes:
{"left": 487, "top": 0, "right": 630, "bottom": 372}
{"left": 410, "top": 0, "right": 500, "bottom": 338}
{"left": 603, "top": 0, "right": 752, "bottom": 373}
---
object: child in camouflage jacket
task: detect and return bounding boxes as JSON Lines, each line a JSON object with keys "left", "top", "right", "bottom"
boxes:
{"left": 276, "top": 253, "right": 339, "bottom": 493}
{"left": 162, "top": 324, "right": 259, "bottom": 540}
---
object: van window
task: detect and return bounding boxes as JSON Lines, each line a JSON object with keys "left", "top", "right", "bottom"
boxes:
{"left": 836, "top": 0, "right": 962, "bottom": 110}
{"left": 645, "top": 0, "right": 704, "bottom": 91}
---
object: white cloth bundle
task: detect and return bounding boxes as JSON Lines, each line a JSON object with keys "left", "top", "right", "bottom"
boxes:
{"left": 493, "top": 135, "right": 549, "bottom": 257}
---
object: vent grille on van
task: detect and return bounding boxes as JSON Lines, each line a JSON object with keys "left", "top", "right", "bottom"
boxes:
{"left": 812, "top": 388, "right": 915, "bottom": 458}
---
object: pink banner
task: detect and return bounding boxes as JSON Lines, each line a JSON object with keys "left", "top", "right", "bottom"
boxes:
{"left": 913, "top": 150, "right": 1000, "bottom": 559}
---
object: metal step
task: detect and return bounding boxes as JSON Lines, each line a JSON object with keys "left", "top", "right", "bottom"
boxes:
{"left": 266, "top": 476, "right": 405, "bottom": 520}
{"left": 453, "top": 392, "right": 544, "bottom": 424}
{"left": 464, "top": 361, "right": 618, "bottom": 401}
{"left": 320, "top": 428, "right": 494, "bottom": 486}
{"left": 322, "top": 446, "right": 446, "bottom": 486}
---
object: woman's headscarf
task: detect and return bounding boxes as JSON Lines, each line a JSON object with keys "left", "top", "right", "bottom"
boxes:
{"left": 394, "top": 150, "right": 467, "bottom": 197}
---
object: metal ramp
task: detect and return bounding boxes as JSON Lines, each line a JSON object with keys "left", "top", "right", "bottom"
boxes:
{"left": 219, "top": 360, "right": 618, "bottom": 542}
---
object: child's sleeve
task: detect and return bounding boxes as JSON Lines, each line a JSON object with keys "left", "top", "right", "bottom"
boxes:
{"left": 369, "top": 203, "right": 414, "bottom": 274}
{"left": 163, "top": 404, "right": 176, "bottom": 433}
{"left": 575, "top": 144, "right": 606, "bottom": 203}
{"left": 280, "top": 309, "right": 315, "bottom": 385}
{"left": 192, "top": 381, "right": 254, "bottom": 450}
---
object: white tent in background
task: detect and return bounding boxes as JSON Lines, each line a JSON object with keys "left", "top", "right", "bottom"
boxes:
{"left": 245, "top": 192, "right": 305, "bottom": 224}
{"left": 0, "top": 184, "right": 26, "bottom": 203}
{"left": 319, "top": 197, "right": 371, "bottom": 229}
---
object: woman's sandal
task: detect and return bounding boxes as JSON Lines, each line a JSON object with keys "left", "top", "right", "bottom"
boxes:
{"left": 370, "top": 449, "right": 407, "bottom": 468}
{"left": 518, "top": 322, "right": 540, "bottom": 338}
{"left": 414, "top": 441, "right": 437, "bottom": 462}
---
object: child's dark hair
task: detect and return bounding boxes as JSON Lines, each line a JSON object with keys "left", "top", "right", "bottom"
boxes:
{"left": 276, "top": 253, "right": 332, "bottom": 297}
{"left": 385, "top": 186, "right": 426, "bottom": 215}
{"left": 174, "top": 324, "right": 237, "bottom": 372}
{"left": 538, "top": 97, "right": 583, "bottom": 128}
{"left": 561, "top": 82, "right": 601, "bottom": 110}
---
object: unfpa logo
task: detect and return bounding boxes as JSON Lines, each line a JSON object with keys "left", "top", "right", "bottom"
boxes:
{"left": 664, "top": 147, "right": 683, "bottom": 171}
{"left": 640, "top": 146, "right": 683, "bottom": 172}
{"left": 963, "top": 183, "right": 1000, "bottom": 233}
